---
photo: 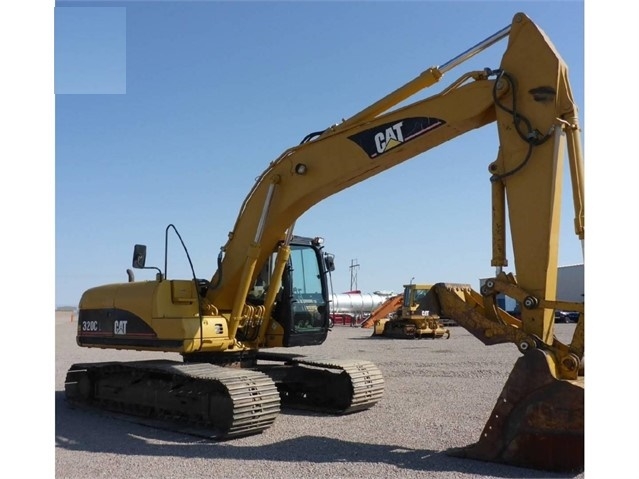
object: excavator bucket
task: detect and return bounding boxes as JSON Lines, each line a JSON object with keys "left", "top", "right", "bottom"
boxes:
{"left": 427, "top": 283, "right": 585, "bottom": 471}
{"left": 448, "top": 348, "right": 584, "bottom": 472}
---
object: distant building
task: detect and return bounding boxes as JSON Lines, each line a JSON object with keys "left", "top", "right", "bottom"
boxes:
{"left": 480, "top": 264, "right": 584, "bottom": 312}
{"left": 556, "top": 264, "right": 584, "bottom": 303}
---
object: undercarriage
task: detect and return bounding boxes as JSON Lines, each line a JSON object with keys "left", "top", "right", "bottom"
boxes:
{"left": 64, "top": 354, "right": 384, "bottom": 439}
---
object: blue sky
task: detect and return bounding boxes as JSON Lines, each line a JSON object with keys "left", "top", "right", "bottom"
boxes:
{"left": 55, "top": 6, "right": 126, "bottom": 93}
{"left": 54, "top": 0, "right": 586, "bottom": 306}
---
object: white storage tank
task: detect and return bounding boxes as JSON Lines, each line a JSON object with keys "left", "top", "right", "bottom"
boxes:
{"left": 329, "top": 292, "right": 388, "bottom": 315}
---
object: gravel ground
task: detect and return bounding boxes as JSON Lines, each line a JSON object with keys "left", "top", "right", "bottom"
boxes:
{"left": 55, "top": 314, "right": 584, "bottom": 479}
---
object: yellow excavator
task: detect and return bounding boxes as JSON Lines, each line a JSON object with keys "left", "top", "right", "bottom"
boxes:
{"left": 372, "top": 283, "right": 452, "bottom": 339}
{"left": 65, "top": 12, "right": 584, "bottom": 472}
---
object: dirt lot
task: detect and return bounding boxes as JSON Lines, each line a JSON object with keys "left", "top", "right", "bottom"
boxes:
{"left": 55, "top": 315, "right": 584, "bottom": 479}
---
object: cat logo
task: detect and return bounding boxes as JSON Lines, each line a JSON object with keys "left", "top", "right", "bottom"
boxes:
{"left": 114, "top": 320, "right": 128, "bottom": 335}
{"left": 375, "top": 121, "right": 405, "bottom": 154}
{"left": 348, "top": 116, "right": 446, "bottom": 159}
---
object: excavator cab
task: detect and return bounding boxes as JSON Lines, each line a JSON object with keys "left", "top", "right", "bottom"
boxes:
{"left": 402, "top": 284, "right": 432, "bottom": 318}
{"left": 266, "top": 236, "right": 333, "bottom": 347}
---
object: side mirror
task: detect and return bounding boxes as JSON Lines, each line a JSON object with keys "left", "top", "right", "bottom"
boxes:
{"left": 132, "top": 244, "right": 147, "bottom": 269}
{"left": 324, "top": 253, "right": 335, "bottom": 272}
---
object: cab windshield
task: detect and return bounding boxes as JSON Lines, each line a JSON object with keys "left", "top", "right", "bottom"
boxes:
{"left": 290, "top": 245, "right": 325, "bottom": 331}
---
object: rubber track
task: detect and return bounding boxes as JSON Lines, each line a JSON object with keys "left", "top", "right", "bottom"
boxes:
{"left": 65, "top": 360, "right": 280, "bottom": 439}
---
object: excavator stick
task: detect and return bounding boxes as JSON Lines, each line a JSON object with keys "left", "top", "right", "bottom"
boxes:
{"left": 448, "top": 349, "right": 584, "bottom": 472}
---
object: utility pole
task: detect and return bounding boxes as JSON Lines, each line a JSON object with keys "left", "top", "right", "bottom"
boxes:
{"left": 349, "top": 259, "right": 360, "bottom": 291}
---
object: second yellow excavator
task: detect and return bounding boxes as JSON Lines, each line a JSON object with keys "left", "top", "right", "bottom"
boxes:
{"left": 371, "top": 283, "right": 452, "bottom": 338}
{"left": 65, "top": 12, "right": 584, "bottom": 473}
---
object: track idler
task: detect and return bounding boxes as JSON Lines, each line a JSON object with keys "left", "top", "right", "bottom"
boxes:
{"left": 447, "top": 349, "right": 584, "bottom": 472}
